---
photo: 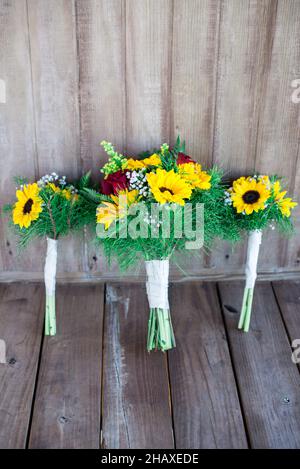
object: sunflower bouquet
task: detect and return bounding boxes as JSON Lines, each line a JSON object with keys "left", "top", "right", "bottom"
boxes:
{"left": 82, "top": 138, "right": 239, "bottom": 351}
{"left": 225, "top": 174, "right": 297, "bottom": 331}
{"left": 5, "top": 172, "right": 93, "bottom": 335}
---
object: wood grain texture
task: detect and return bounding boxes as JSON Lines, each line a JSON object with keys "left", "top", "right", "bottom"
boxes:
{"left": 27, "top": 0, "right": 82, "bottom": 273}
{"left": 0, "top": 0, "right": 43, "bottom": 272}
{"left": 272, "top": 280, "right": 300, "bottom": 341}
{"left": 168, "top": 282, "right": 248, "bottom": 449}
{"left": 102, "top": 284, "right": 174, "bottom": 449}
{"left": 0, "top": 0, "right": 299, "bottom": 278}
{"left": 0, "top": 283, "right": 44, "bottom": 449}
{"left": 171, "top": 0, "right": 220, "bottom": 164}
{"left": 28, "top": 284, "right": 104, "bottom": 449}
{"left": 211, "top": 0, "right": 278, "bottom": 272}
{"left": 213, "top": 0, "right": 277, "bottom": 174}
{"left": 218, "top": 281, "right": 300, "bottom": 448}
{"left": 76, "top": 0, "right": 126, "bottom": 275}
{"left": 285, "top": 126, "right": 300, "bottom": 269}
{"left": 254, "top": 0, "right": 300, "bottom": 269}
{"left": 125, "top": 0, "right": 172, "bottom": 154}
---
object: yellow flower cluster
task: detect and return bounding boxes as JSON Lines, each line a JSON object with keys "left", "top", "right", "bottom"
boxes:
{"left": 124, "top": 153, "right": 162, "bottom": 171}
{"left": 13, "top": 181, "right": 79, "bottom": 229}
{"left": 146, "top": 163, "right": 211, "bottom": 206}
{"left": 96, "top": 155, "right": 212, "bottom": 229}
{"left": 273, "top": 180, "right": 297, "bottom": 217}
{"left": 229, "top": 175, "right": 297, "bottom": 216}
{"left": 96, "top": 189, "right": 140, "bottom": 229}
{"left": 178, "top": 163, "right": 211, "bottom": 190}
{"left": 47, "top": 183, "right": 78, "bottom": 201}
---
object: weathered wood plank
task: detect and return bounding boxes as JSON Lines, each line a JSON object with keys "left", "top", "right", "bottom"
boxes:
{"left": 218, "top": 281, "right": 300, "bottom": 448}
{"left": 213, "top": 0, "right": 277, "bottom": 174}
{"left": 102, "top": 284, "right": 174, "bottom": 449}
{"left": 76, "top": 0, "right": 125, "bottom": 176}
{"left": 285, "top": 140, "right": 300, "bottom": 270}
{"left": 28, "top": 284, "right": 104, "bottom": 449}
{"left": 211, "top": 0, "right": 278, "bottom": 272}
{"left": 172, "top": 0, "right": 220, "bottom": 164}
{"left": 27, "top": 0, "right": 80, "bottom": 178}
{"left": 168, "top": 282, "right": 248, "bottom": 449}
{"left": 272, "top": 280, "right": 300, "bottom": 342}
{"left": 0, "top": 0, "right": 43, "bottom": 272}
{"left": 254, "top": 0, "right": 300, "bottom": 269}
{"left": 27, "top": 0, "right": 82, "bottom": 273}
{"left": 0, "top": 283, "right": 44, "bottom": 449}
{"left": 75, "top": 0, "right": 126, "bottom": 275}
{"left": 125, "top": 0, "right": 172, "bottom": 154}
{"left": 171, "top": 0, "right": 221, "bottom": 274}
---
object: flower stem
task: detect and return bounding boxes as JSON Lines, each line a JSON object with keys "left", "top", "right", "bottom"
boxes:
{"left": 45, "top": 293, "right": 56, "bottom": 336}
{"left": 238, "top": 287, "right": 254, "bottom": 332}
{"left": 147, "top": 308, "right": 175, "bottom": 352}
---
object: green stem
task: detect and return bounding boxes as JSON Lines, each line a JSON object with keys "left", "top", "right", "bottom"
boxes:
{"left": 238, "top": 287, "right": 254, "bottom": 332}
{"left": 238, "top": 288, "right": 249, "bottom": 330}
{"left": 45, "top": 293, "right": 56, "bottom": 336}
{"left": 147, "top": 308, "right": 176, "bottom": 352}
{"left": 243, "top": 288, "right": 254, "bottom": 332}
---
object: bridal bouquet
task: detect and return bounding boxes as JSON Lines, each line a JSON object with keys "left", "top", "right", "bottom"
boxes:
{"left": 224, "top": 174, "right": 297, "bottom": 331}
{"left": 83, "top": 138, "right": 239, "bottom": 351}
{"left": 5, "top": 172, "right": 93, "bottom": 335}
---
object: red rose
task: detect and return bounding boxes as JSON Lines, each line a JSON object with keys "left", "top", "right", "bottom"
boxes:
{"left": 101, "top": 170, "right": 129, "bottom": 195}
{"left": 176, "top": 152, "right": 195, "bottom": 165}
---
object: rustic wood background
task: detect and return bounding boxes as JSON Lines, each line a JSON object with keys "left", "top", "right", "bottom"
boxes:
{"left": 0, "top": 0, "right": 299, "bottom": 280}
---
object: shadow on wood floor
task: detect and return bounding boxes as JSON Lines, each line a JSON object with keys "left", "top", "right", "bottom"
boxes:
{"left": 0, "top": 280, "right": 300, "bottom": 449}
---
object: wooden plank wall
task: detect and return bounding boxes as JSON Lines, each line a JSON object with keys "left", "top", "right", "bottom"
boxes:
{"left": 0, "top": 0, "right": 299, "bottom": 280}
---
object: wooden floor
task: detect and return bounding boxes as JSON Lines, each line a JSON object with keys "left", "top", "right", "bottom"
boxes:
{"left": 0, "top": 280, "right": 300, "bottom": 449}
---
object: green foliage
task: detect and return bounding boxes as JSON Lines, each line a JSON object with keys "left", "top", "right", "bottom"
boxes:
{"left": 7, "top": 174, "right": 96, "bottom": 249}
{"left": 77, "top": 171, "right": 91, "bottom": 190}
{"left": 95, "top": 166, "right": 241, "bottom": 271}
{"left": 80, "top": 187, "right": 112, "bottom": 205}
{"left": 100, "top": 141, "right": 127, "bottom": 175}
{"left": 172, "top": 135, "right": 186, "bottom": 154}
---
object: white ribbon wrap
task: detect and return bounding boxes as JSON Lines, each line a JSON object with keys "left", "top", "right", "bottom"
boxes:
{"left": 145, "top": 260, "right": 169, "bottom": 310}
{"left": 44, "top": 237, "right": 58, "bottom": 295}
{"left": 245, "top": 230, "right": 262, "bottom": 289}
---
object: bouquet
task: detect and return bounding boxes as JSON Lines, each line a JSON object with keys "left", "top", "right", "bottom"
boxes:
{"left": 5, "top": 172, "right": 93, "bottom": 335}
{"left": 224, "top": 174, "right": 297, "bottom": 331}
{"left": 83, "top": 138, "right": 240, "bottom": 351}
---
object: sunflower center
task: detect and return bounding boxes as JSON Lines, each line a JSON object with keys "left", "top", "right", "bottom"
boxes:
{"left": 23, "top": 198, "right": 34, "bottom": 214}
{"left": 242, "top": 190, "right": 260, "bottom": 204}
{"left": 160, "top": 186, "right": 174, "bottom": 195}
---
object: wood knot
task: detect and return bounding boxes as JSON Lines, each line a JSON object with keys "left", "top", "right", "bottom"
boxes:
{"left": 58, "top": 416, "right": 70, "bottom": 424}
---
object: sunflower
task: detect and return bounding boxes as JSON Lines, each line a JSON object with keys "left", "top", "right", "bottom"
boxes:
{"left": 143, "top": 153, "right": 161, "bottom": 167}
{"left": 97, "top": 189, "right": 140, "bottom": 229}
{"left": 13, "top": 183, "right": 43, "bottom": 228}
{"left": 178, "top": 163, "right": 211, "bottom": 190}
{"left": 272, "top": 181, "right": 297, "bottom": 216}
{"left": 146, "top": 169, "right": 192, "bottom": 205}
{"left": 230, "top": 177, "right": 270, "bottom": 215}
